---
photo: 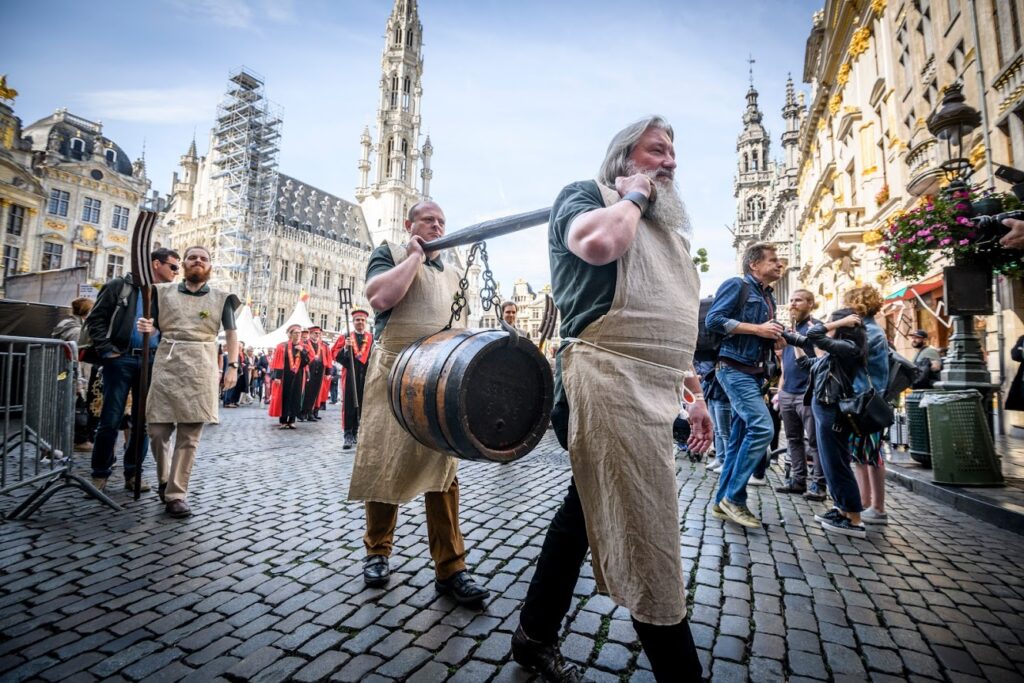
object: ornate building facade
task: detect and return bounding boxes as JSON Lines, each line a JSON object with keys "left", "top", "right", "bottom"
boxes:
{"left": 478, "top": 278, "right": 561, "bottom": 355}
{"left": 743, "top": 0, "right": 1024, "bottom": 431}
{"left": 163, "top": 0, "right": 444, "bottom": 331}
{"left": 1, "top": 91, "right": 151, "bottom": 289}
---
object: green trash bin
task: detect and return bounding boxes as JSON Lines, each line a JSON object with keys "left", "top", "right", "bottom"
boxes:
{"left": 922, "top": 390, "right": 1003, "bottom": 486}
{"left": 905, "top": 390, "right": 932, "bottom": 468}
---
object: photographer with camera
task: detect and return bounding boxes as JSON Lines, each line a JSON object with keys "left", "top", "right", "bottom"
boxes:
{"left": 1001, "top": 217, "right": 1024, "bottom": 250}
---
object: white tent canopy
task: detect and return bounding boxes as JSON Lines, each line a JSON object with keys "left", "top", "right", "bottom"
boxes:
{"left": 250, "top": 299, "right": 315, "bottom": 349}
{"left": 231, "top": 305, "right": 267, "bottom": 347}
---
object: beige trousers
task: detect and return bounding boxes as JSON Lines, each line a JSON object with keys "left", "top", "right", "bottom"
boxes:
{"left": 148, "top": 422, "right": 204, "bottom": 501}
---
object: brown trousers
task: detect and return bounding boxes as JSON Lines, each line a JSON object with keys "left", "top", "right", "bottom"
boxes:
{"left": 364, "top": 477, "right": 466, "bottom": 580}
{"left": 148, "top": 422, "right": 204, "bottom": 502}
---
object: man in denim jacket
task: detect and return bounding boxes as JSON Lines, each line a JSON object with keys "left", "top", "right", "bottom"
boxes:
{"left": 705, "top": 242, "right": 784, "bottom": 528}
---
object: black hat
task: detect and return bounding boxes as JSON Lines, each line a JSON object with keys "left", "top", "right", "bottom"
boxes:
{"left": 910, "top": 329, "right": 928, "bottom": 339}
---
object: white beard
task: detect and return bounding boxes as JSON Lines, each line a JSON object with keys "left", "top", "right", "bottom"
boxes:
{"left": 625, "top": 163, "right": 694, "bottom": 247}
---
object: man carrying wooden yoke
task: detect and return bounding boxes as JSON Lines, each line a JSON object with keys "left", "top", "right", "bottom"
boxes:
{"left": 348, "top": 200, "right": 489, "bottom": 605}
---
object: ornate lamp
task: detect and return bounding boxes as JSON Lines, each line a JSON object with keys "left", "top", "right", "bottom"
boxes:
{"left": 923, "top": 82, "right": 994, "bottom": 412}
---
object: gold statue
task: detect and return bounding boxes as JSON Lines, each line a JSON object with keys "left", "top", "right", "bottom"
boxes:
{"left": 0, "top": 75, "right": 18, "bottom": 103}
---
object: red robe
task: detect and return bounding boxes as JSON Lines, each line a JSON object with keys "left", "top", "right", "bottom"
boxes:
{"left": 310, "top": 340, "right": 334, "bottom": 406}
{"left": 268, "top": 341, "right": 307, "bottom": 418}
{"left": 332, "top": 330, "right": 373, "bottom": 429}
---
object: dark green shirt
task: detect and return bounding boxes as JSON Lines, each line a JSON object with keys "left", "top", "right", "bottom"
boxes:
{"left": 549, "top": 180, "right": 617, "bottom": 340}
{"left": 365, "top": 242, "right": 445, "bottom": 340}
{"left": 164, "top": 282, "right": 239, "bottom": 330}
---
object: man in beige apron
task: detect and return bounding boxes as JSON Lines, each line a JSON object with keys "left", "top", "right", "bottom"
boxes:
{"left": 349, "top": 200, "right": 489, "bottom": 605}
{"left": 137, "top": 246, "right": 240, "bottom": 519}
{"left": 511, "top": 118, "right": 713, "bottom": 682}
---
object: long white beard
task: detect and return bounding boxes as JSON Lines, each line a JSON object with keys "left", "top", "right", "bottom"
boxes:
{"left": 624, "top": 163, "right": 694, "bottom": 246}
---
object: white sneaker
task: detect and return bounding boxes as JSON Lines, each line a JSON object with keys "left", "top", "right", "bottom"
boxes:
{"left": 707, "top": 461, "right": 724, "bottom": 473}
{"left": 748, "top": 475, "right": 767, "bottom": 486}
{"left": 861, "top": 508, "right": 888, "bottom": 525}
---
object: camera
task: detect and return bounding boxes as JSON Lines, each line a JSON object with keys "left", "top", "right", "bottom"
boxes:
{"left": 965, "top": 165, "right": 1024, "bottom": 237}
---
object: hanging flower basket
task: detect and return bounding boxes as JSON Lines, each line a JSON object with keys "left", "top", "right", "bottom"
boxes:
{"left": 879, "top": 187, "right": 1022, "bottom": 281}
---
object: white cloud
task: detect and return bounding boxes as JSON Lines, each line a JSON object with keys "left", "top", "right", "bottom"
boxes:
{"left": 168, "top": 0, "right": 256, "bottom": 30}
{"left": 75, "top": 87, "right": 220, "bottom": 124}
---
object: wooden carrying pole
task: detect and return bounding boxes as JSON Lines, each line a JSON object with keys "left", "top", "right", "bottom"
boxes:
{"left": 421, "top": 207, "right": 550, "bottom": 252}
{"left": 128, "top": 211, "right": 158, "bottom": 501}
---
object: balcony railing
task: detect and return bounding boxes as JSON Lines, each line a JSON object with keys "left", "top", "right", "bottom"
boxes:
{"left": 993, "top": 53, "right": 1024, "bottom": 116}
{"left": 905, "top": 137, "right": 942, "bottom": 197}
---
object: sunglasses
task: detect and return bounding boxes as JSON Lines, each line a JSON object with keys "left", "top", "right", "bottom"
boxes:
{"left": 157, "top": 261, "right": 180, "bottom": 272}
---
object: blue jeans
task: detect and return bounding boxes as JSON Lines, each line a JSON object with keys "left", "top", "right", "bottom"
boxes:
{"left": 811, "top": 400, "right": 863, "bottom": 514}
{"left": 90, "top": 355, "right": 150, "bottom": 479}
{"left": 714, "top": 365, "right": 773, "bottom": 506}
{"left": 707, "top": 397, "right": 732, "bottom": 466}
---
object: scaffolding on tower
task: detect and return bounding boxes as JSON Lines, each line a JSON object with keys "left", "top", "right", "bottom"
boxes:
{"left": 210, "top": 67, "right": 282, "bottom": 318}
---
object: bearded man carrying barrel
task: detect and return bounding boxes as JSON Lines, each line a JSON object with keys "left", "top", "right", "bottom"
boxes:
{"left": 510, "top": 116, "right": 713, "bottom": 682}
{"left": 348, "top": 200, "right": 489, "bottom": 605}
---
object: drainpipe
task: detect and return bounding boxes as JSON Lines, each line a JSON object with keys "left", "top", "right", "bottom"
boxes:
{"left": 966, "top": 0, "right": 995, "bottom": 186}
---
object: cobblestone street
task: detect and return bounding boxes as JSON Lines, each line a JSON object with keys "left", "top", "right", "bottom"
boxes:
{"left": 2, "top": 403, "right": 1024, "bottom": 682}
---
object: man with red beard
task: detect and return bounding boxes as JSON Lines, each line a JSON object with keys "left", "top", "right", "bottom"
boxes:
{"left": 511, "top": 117, "right": 711, "bottom": 681}
{"left": 137, "top": 246, "right": 239, "bottom": 518}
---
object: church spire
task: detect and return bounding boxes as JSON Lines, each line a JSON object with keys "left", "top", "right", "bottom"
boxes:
{"left": 357, "top": 0, "right": 428, "bottom": 246}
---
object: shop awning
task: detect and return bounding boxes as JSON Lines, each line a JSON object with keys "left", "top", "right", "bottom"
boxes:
{"left": 885, "top": 273, "right": 943, "bottom": 301}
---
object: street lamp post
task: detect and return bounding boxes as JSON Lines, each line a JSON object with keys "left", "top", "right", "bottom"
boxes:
{"left": 924, "top": 82, "right": 997, "bottom": 413}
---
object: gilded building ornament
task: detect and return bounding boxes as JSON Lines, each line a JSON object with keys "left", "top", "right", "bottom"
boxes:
{"left": 848, "top": 27, "right": 872, "bottom": 59}
{"left": 837, "top": 62, "right": 851, "bottom": 87}
{"left": 829, "top": 94, "right": 842, "bottom": 115}
{"left": 870, "top": 0, "right": 886, "bottom": 16}
{"left": 45, "top": 219, "right": 66, "bottom": 231}
{"left": 109, "top": 234, "right": 128, "bottom": 244}
{"left": 862, "top": 229, "right": 883, "bottom": 244}
{"left": 0, "top": 75, "right": 18, "bottom": 103}
{"left": 968, "top": 143, "right": 986, "bottom": 169}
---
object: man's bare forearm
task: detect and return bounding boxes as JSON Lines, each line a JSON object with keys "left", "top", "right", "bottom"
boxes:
{"left": 365, "top": 255, "right": 420, "bottom": 311}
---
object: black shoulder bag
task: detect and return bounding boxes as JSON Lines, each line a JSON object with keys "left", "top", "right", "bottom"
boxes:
{"left": 838, "top": 357, "right": 894, "bottom": 437}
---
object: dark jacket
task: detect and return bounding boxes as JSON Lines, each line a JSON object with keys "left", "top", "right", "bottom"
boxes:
{"left": 798, "top": 323, "right": 865, "bottom": 406}
{"left": 84, "top": 273, "right": 157, "bottom": 358}
{"left": 1007, "top": 335, "right": 1024, "bottom": 412}
{"left": 705, "top": 273, "right": 776, "bottom": 367}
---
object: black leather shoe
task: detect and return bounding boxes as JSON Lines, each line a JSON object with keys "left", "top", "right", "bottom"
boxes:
{"left": 435, "top": 570, "right": 490, "bottom": 605}
{"left": 165, "top": 499, "right": 192, "bottom": 518}
{"left": 363, "top": 555, "right": 390, "bottom": 587}
{"left": 342, "top": 434, "right": 354, "bottom": 450}
{"left": 775, "top": 480, "right": 806, "bottom": 494}
{"left": 511, "top": 625, "right": 583, "bottom": 682}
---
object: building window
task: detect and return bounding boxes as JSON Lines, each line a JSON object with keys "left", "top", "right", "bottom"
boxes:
{"left": 3, "top": 245, "right": 20, "bottom": 275}
{"left": 324, "top": 270, "right": 332, "bottom": 290}
{"left": 406, "top": 28, "right": 414, "bottom": 47}
{"left": 6, "top": 204, "right": 25, "bottom": 235}
{"left": 401, "top": 139, "right": 409, "bottom": 180}
{"left": 946, "top": 0, "right": 959, "bottom": 20}
{"left": 48, "top": 189, "right": 70, "bottom": 217}
{"left": 70, "top": 138, "right": 85, "bottom": 158}
{"left": 320, "top": 313, "right": 328, "bottom": 329}
{"left": 390, "top": 76, "right": 399, "bottom": 109}
{"left": 295, "top": 263, "right": 304, "bottom": 284}
{"left": 335, "top": 316, "right": 342, "bottom": 330}
{"left": 394, "top": 26, "right": 401, "bottom": 45}
{"left": 76, "top": 249, "right": 94, "bottom": 274}
{"left": 112, "top": 205, "right": 130, "bottom": 230}
{"left": 402, "top": 77, "right": 411, "bottom": 111}
{"left": 311, "top": 266, "right": 319, "bottom": 288}
{"left": 82, "top": 197, "right": 101, "bottom": 224}
{"left": 277, "top": 307, "right": 286, "bottom": 327}
{"left": 106, "top": 254, "right": 124, "bottom": 279}
{"left": 917, "top": 0, "right": 934, "bottom": 57}
{"left": 349, "top": 275, "right": 356, "bottom": 291}
{"left": 41, "top": 242, "right": 63, "bottom": 270}
{"left": 280, "top": 260, "right": 289, "bottom": 281}
{"left": 105, "top": 149, "right": 117, "bottom": 166}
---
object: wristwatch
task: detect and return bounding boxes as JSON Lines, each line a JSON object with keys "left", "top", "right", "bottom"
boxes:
{"left": 228, "top": 362, "right": 239, "bottom": 369}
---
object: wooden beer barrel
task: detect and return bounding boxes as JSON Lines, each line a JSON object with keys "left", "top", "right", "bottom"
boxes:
{"left": 387, "top": 328, "right": 554, "bottom": 463}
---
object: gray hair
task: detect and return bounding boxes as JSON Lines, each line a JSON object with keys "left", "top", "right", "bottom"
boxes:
{"left": 597, "top": 116, "right": 674, "bottom": 186}
{"left": 741, "top": 241, "right": 776, "bottom": 273}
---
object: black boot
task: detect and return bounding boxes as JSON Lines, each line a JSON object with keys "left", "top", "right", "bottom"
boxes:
{"left": 510, "top": 625, "right": 583, "bottom": 682}
{"left": 342, "top": 433, "right": 355, "bottom": 450}
{"left": 362, "top": 555, "right": 390, "bottom": 587}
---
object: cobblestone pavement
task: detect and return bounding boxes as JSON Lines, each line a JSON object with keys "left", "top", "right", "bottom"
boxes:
{"left": 2, "top": 404, "right": 1024, "bottom": 682}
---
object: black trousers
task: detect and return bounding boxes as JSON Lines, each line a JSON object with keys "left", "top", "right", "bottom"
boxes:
{"left": 520, "top": 478, "right": 703, "bottom": 681}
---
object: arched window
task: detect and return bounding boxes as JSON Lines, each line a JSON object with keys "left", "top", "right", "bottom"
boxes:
{"left": 402, "top": 77, "right": 411, "bottom": 111}
{"left": 70, "top": 138, "right": 85, "bottom": 158}
{"left": 105, "top": 149, "right": 116, "bottom": 166}
{"left": 400, "top": 139, "right": 409, "bottom": 180}
{"left": 394, "top": 26, "right": 401, "bottom": 45}
{"left": 743, "top": 153, "right": 749, "bottom": 173}
{"left": 746, "top": 195, "right": 766, "bottom": 222}
{"left": 406, "top": 28, "right": 414, "bottom": 47}
{"left": 390, "top": 75, "right": 399, "bottom": 109}
{"left": 386, "top": 139, "right": 394, "bottom": 177}
{"left": 751, "top": 149, "right": 759, "bottom": 171}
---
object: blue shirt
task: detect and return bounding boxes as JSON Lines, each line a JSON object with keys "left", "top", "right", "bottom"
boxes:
{"left": 705, "top": 273, "right": 777, "bottom": 367}
{"left": 128, "top": 293, "right": 160, "bottom": 350}
{"left": 781, "top": 317, "right": 815, "bottom": 394}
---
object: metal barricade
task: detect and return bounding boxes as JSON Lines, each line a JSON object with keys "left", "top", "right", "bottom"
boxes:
{"left": 1, "top": 335, "right": 120, "bottom": 519}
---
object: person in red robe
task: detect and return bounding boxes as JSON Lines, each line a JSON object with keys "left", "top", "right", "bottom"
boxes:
{"left": 268, "top": 324, "right": 309, "bottom": 429}
{"left": 333, "top": 309, "right": 373, "bottom": 450}
{"left": 300, "top": 326, "right": 331, "bottom": 421}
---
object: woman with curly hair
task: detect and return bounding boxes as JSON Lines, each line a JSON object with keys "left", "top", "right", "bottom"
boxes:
{"left": 843, "top": 285, "right": 890, "bottom": 525}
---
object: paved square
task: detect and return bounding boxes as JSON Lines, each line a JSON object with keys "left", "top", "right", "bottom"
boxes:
{"left": 2, "top": 404, "right": 1024, "bottom": 681}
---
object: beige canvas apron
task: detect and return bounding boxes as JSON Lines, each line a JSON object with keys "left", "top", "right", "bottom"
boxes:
{"left": 348, "top": 241, "right": 464, "bottom": 505}
{"left": 146, "top": 284, "right": 231, "bottom": 425}
{"left": 561, "top": 183, "right": 700, "bottom": 625}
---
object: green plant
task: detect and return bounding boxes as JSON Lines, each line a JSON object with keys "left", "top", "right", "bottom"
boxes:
{"left": 879, "top": 187, "right": 1022, "bottom": 281}
{"left": 692, "top": 247, "right": 710, "bottom": 273}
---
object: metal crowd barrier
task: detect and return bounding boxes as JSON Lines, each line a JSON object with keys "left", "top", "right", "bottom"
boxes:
{"left": 1, "top": 335, "right": 120, "bottom": 519}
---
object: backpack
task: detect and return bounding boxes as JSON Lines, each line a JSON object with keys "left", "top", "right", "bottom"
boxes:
{"left": 885, "top": 349, "right": 917, "bottom": 403}
{"left": 695, "top": 280, "right": 751, "bottom": 357}
{"left": 79, "top": 279, "right": 133, "bottom": 363}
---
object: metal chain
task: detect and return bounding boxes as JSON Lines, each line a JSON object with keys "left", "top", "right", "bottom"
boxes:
{"left": 445, "top": 241, "right": 502, "bottom": 329}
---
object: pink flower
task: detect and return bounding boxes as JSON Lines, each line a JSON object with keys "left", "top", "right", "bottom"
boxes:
{"left": 893, "top": 253, "right": 902, "bottom": 260}
{"left": 955, "top": 203, "right": 969, "bottom": 211}
{"left": 925, "top": 235, "right": 935, "bottom": 242}
{"left": 916, "top": 229, "right": 931, "bottom": 237}
{"left": 959, "top": 239, "right": 970, "bottom": 246}
{"left": 940, "top": 238, "right": 953, "bottom": 246}
{"left": 967, "top": 231, "right": 977, "bottom": 239}
{"left": 956, "top": 216, "right": 972, "bottom": 226}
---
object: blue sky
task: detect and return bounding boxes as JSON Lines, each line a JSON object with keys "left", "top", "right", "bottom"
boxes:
{"left": 4, "top": 0, "right": 822, "bottom": 297}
